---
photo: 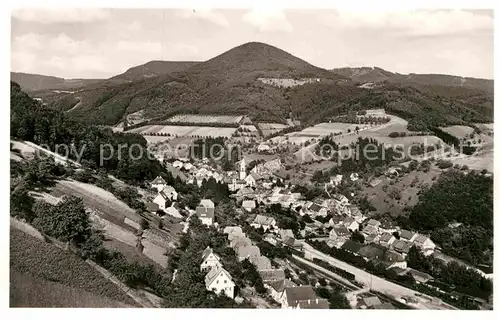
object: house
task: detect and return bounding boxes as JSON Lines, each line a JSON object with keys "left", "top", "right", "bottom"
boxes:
{"left": 413, "top": 234, "right": 436, "bottom": 255}
{"left": 350, "top": 172, "right": 360, "bottom": 181}
{"left": 259, "top": 269, "right": 286, "bottom": 283}
{"left": 297, "top": 299, "right": 329, "bottom": 309}
{"left": 242, "top": 200, "right": 257, "bottom": 212}
{"left": 358, "top": 244, "right": 386, "bottom": 261}
{"left": 236, "top": 245, "right": 261, "bottom": 262}
{"left": 361, "top": 296, "right": 382, "bottom": 308}
{"left": 146, "top": 202, "right": 159, "bottom": 214}
{"left": 381, "top": 250, "right": 407, "bottom": 269}
{"left": 228, "top": 179, "right": 246, "bottom": 192}
{"left": 279, "top": 229, "right": 294, "bottom": 242}
{"left": 333, "top": 194, "right": 349, "bottom": 207}
{"left": 408, "top": 268, "right": 434, "bottom": 283}
{"left": 153, "top": 191, "right": 173, "bottom": 210}
{"left": 370, "top": 303, "right": 397, "bottom": 309}
{"left": 200, "top": 199, "right": 215, "bottom": 208}
{"left": 205, "top": 265, "right": 235, "bottom": 299}
{"left": 257, "top": 143, "right": 271, "bottom": 152}
{"left": 329, "top": 225, "right": 350, "bottom": 240}
{"left": 364, "top": 233, "right": 379, "bottom": 244}
{"left": 251, "top": 215, "right": 277, "bottom": 231}
{"left": 164, "top": 204, "right": 182, "bottom": 218}
{"left": 308, "top": 203, "right": 328, "bottom": 217}
{"left": 342, "top": 217, "right": 359, "bottom": 232}
{"left": 250, "top": 255, "right": 272, "bottom": 271}
{"left": 150, "top": 176, "right": 167, "bottom": 192}
{"left": 244, "top": 174, "right": 256, "bottom": 187}
{"left": 283, "top": 237, "right": 304, "bottom": 251}
{"left": 329, "top": 174, "right": 343, "bottom": 186}
{"left": 366, "top": 219, "right": 381, "bottom": 228}
{"left": 392, "top": 239, "right": 413, "bottom": 257}
{"left": 196, "top": 202, "right": 215, "bottom": 226}
{"left": 224, "top": 226, "right": 243, "bottom": 235}
{"left": 200, "top": 246, "right": 222, "bottom": 271}
{"left": 399, "top": 229, "right": 417, "bottom": 242}
{"left": 183, "top": 162, "right": 194, "bottom": 171}
{"left": 347, "top": 205, "right": 362, "bottom": 218}
{"left": 265, "top": 279, "right": 295, "bottom": 303}
{"left": 362, "top": 225, "right": 379, "bottom": 236}
{"left": 379, "top": 233, "right": 396, "bottom": 247}
{"left": 281, "top": 285, "right": 318, "bottom": 308}
{"left": 328, "top": 214, "right": 345, "bottom": 226}
{"left": 230, "top": 237, "right": 252, "bottom": 250}
{"left": 341, "top": 240, "right": 363, "bottom": 255}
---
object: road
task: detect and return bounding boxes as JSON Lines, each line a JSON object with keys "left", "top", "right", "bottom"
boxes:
{"left": 301, "top": 243, "right": 457, "bottom": 310}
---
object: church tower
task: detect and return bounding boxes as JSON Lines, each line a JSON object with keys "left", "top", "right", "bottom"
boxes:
{"left": 239, "top": 158, "right": 246, "bottom": 180}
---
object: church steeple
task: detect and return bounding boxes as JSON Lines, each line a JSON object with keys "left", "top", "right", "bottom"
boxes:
{"left": 239, "top": 158, "right": 246, "bottom": 180}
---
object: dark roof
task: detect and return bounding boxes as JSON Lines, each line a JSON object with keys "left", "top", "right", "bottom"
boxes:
{"left": 392, "top": 239, "right": 412, "bottom": 253}
{"left": 332, "top": 225, "right": 350, "bottom": 237}
{"left": 379, "top": 233, "right": 394, "bottom": 242}
{"left": 146, "top": 202, "right": 159, "bottom": 212}
{"left": 267, "top": 279, "right": 295, "bottom": 292}
{"left": 341, "top": 240, "right": 363, "bottom": 254}
{"left": 358, "top": 244, "right": 386, "bottom": 260}
{"left": 370, "top": 303, "right": 397, "bottom": 309}
{"left": 362, "top": 295, "right": 382, "bottom": 307}
{"left": 151, "top": 176, "right": 166, "bottom": 184}
{"left": 400, "top": 229, "right": 415, "bottom": 240}
{"left": 298, "top": 298, "right": 329, "bottom": 309}
{"left": 309, "top": 203, "right": 322, "bottom": 212}
{"left": 196, "top": 206, "right": 215, "bottom": 219}
{"left": 284, "top": 286, "right": 317, "bottom": 307}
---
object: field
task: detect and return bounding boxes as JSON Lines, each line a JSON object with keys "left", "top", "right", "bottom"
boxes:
{"left": 439, "top": 125, "right": 475, "bottom": 140}
{"left": 166, "top": 114, "right": 245, "bottom": 124}
{"left": 10, "top": 228, "right": 137, "bottom": 307}
{"left": 129, "top": 124, "right": 237, "bottom": 138}
{"left": 144, "top": 135, "right": 173, "bottom": 144}
{"left": 257, "top": 122, "right": 289, "bottom": 136}
{"left": 359, "top": 165, "right": 443, "bottom": 216}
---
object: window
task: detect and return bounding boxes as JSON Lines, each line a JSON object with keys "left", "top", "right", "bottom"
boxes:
{"left": 216, "top": 280, "right": 219, "bottom": 284}
{"left": 224, "top": 280, "right": 227, "bottom": 284}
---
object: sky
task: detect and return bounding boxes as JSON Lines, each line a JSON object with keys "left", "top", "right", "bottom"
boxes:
{"left": 10, "top": 8, "right": 494, "bottom": 79}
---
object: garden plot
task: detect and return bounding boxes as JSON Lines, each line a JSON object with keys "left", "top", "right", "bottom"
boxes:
{"left": 157, "top": 125, "right": 237, "bottom": 138}
{"left": 258, "top": 123, "right": 289, "bottom": 136}
{"left": 144, "top": 136, "right": 173, "bottom": 144}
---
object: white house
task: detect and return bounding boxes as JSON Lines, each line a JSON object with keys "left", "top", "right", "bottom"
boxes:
{"left": 242, "top": 200, "right": 257, "bottom": 212}
{"left": 330, "top": 174, "right": 343, "bottom": 186}
{"left": 200, "top": 199, "right": 215, "bottom": 208}
{"left": 153, "top": 191, "right": 173, "bottom": 210}
{"left": 350, "top": 173, "right": 360, "bottom": 181}
{"left": 239, "top": 158, "right": 247, "bottom": 180}
{"left": 399, "top": 230, "right": 418, "bottom": 242}
{"left": 150, "top": 176, "right": 167, "bottom": 192}
{"left": 413, "top": 234, "right": 436, "bottom": 255}
{"left": 200, "top": 246, "right": 222, "bottom": 271}
{"left": 251, "top": 215, "right": 277, "bottom": 231}
{"left": 265, "top": 279, "right": 295, "bottom": 303}
{"left": 164, "top": 204, "right": 182, "bottom": 218}
{"left": 205, "top": 265, "right": 235, "bottom": 299}
{"left": 244, "top": 174, "right": 256, "bottom": 187}
{"left": 280, "top": 286, "right": 319, "bottom": 309}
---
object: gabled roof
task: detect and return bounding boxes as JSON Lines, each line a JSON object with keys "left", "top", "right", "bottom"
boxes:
{"left": 400, "top": 229, "right": 415, "bottom": 240}
{"left": 267, "top": 279, "right": 295, "bottom": 292}
{"left": 196, "top": 206, "right": 215, "bottom": 219}
{"left": 379, "top": 233, "right": 394, "bottom": 242}
{"left": 308, "top": 203, "right": 322, "bottom": 212}
{"left": 151, "top": 176, "right": 166, "bottom": 185}
{"left": 251, "top": 255, "right": 272, "bottom": 270}
{"left": 205, "top": 265, "right": 233, "bottom": 287}
{"left": 284, "top": 286, "right": 317, "bottom": 307}
{"left": 223, "top": 226, "right": 243, "bottom": 235}
{"left": 392, "top": 239, "right": 412, "bottom": 253}
{"left": 253, "top": 215, "right": 276, "bottom": 226}
{"left": 332, "top": 225, "right": 350, "bottom": 237}
{"left": 201, "top": 246, "right": 219, "bottom": 261}
{"left": 366, "top": 219, "right": 381, "bottom": 227}
{"left": 237, "top": 245, "right": 260, "bottom": 259}
{"left": 343, "top": 217, "right": 356, "bottom": 225}
{"left": 413, "top": 234, "right": 428, "bottom": 244}
{"left": 146, "top": 202, "right": 159, "bottom": 212}
{"left": 358, "top": 244, "right": 386, "bottom": 260}
{"left": 341, "top": 240, "right": 363, "bottom": 253}
{"left": 363, "top": 225, "right": 379, "bottom": 235}
{"left": 362, "top": 296, "right": 382, "bottom": 307}
{"left": 200, "top": 199, "right": 215, "bottom": 208}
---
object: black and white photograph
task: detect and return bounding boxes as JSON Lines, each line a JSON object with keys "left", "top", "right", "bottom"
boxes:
{"left": 6, "top": 1, "right": 495, "bottom": 312}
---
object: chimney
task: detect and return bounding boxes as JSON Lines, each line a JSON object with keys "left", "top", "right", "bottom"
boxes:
{"left": 307, "top": 299, "right": 310, "bottom": 304}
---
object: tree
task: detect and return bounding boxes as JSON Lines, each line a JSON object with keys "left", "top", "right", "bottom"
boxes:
{"left": 351, "top": 231, "right": 365, "bottom": 243}
{"left": 32, "top": 195, "right": 91, "bottom": 245}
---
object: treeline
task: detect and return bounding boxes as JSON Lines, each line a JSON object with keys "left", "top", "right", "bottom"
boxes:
{"left": 407, "top": 246, "right": 492, "bottom": 301}
{"left": 314, "top": 135, "right": 339, "bottom": 157}
{"left": 330, "top": 115, "right": 390, "bottom": 125}
{"left": 401, "top": 170, "right": 493, "bottom": 266}
{"left": 265, "top": 125, "right": 303, "bottom": 139}
{"left": 11, "top": 82, "right": 164, "bottom": 185}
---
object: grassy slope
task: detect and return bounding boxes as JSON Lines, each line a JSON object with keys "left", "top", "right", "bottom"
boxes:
{"left": 10, "top": 228, "right": 138, "bottom": 307}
